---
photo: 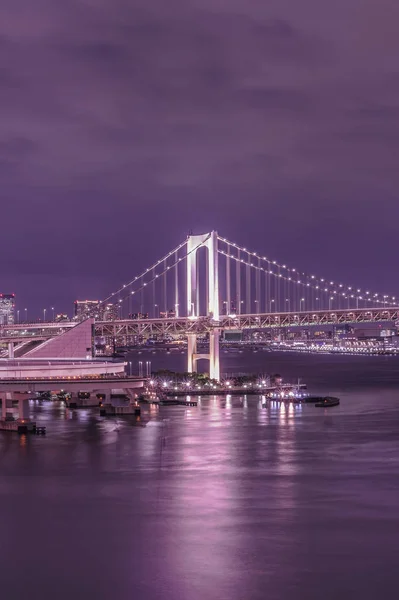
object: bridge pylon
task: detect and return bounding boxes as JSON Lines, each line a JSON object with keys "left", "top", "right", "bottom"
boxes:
{"left": 186, "top": 231, "right": 219, "bottom": 320}
{"left": 186, "top": 331, "right": 220, "bottom": 381}
{"left": 186, "top": 231, "right": 220, "bottom": 380}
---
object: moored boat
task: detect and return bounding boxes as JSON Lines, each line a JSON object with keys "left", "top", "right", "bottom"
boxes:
{"left": 315, "top": 396, "right": 340, "bottom": 407}
{"left": 303, "top": 396, "right": 325, "bottom": 403}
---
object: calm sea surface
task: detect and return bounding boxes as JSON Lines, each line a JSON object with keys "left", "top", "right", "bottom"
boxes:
{"left": 1, "top": 351, "right": 399, "bottom": 600}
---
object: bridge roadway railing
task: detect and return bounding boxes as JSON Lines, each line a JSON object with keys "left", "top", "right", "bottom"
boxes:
{"left": 94, "top": 316, "right": 211, "bottom": 338}
{"left": 0, "top": 321, "right": 76, "bottom": 342}
{"left": 0, "top": 321, "right": 76, "bottom": 331}
{"left": 218, "top": 307, "right": 399, "bottom": 329}
{"left": 94, "top": 306, "right": 399, "bottom": 338}
{"left": 2, "top": 308, "right": 397, "bottom": 344}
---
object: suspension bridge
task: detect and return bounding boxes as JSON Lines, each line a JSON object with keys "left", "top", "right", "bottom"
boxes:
{"left": 95, "top": 230, "right": 398, "bottom": 380}
{"left": 1, "top": 231, "right": 398, "bottom": 380}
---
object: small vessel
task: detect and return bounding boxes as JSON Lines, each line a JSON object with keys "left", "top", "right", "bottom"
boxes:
{"left": 315, "top": 396, "right": 340, "bottom": 408}
{"left": 304, "top": 396, "right": 325, "bottom": 403}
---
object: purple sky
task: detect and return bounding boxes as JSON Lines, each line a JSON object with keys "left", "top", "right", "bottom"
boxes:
{"left": 1, "top": 0, "right": 399, "bottom": 317}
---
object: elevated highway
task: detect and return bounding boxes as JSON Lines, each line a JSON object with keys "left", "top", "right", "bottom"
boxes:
{"left": 93, "top": 307, "right": 399, "bottom": 338}
{"left": 0, "top": 374, "right": 145, "bottom": 393}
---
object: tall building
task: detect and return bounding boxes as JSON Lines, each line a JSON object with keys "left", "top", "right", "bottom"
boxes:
{"left": 74, "top": 300, "right": 101, "bottom": 321}
{"left": 100, "top": 303, "right": 119, "bottom": 321}
{"left": 0, "top": 293, "right": 15, "bottom": 325}
{"left": 74, "top": 300, "right": 119, "bottom": 322}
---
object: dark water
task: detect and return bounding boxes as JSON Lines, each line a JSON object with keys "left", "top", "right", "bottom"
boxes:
{"left": 1, "top": 351, "right": 399, "bottom": 600}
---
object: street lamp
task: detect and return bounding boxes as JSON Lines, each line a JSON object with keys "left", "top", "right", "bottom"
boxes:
{"left": 285, "top": 298, "right": 290, "bottom": 312}
{"left": 269, "top": 299, "right": 275, "bottom": 313}
{"left": 254, "top": 299, "right": 259, "bottom": 314}
{"left": 17, "top": 310, "right": 20, "bottom": 323}
{"left": 300, "top": 298, "right": 305, "bottom": 311}
{"left": 329, "top": 296, "right": 334, "bottom": 310}
{"left": 51, "top": 307, "right": 55, "bottom": 321}
{"left": 24, "top": 308, "right": 27, "bottom": 322}
{"left": 154, "top": 304, "right": 159, "bottom": 318}
{"left": 43, "top": 308, "right": 47, "bottom": 322}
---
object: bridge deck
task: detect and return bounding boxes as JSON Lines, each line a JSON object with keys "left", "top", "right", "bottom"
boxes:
{"left": 1, "top": 308, "right": 398, "bottom": 346}
{"left": 93, "top": 307, "right": 399, "bottom": 337}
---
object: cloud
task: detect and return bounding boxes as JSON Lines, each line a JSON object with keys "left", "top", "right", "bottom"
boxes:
{"left": 0, "top": 0, "right": 398, "bottom": 312}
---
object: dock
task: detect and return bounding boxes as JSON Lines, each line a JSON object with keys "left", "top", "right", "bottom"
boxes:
{"left": 159, "top": 399, "right": 198, "bottom": 407}
{"left": 0, "top": 418, "right": 46, "bottom": 435}
{"left": 99, "top": 403, "right": 141, "bottom": 417}
{"left": 164, "top": 383, "right": 307, "bottom": 398}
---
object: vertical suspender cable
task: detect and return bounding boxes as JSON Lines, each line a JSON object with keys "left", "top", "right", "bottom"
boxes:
{"left": 246, "top": 252, "right": 251, "bottom": 314}
{"left": 174, "top": 250, "right": 179, "bottom": 317}
{"left": 237, "top": 248, "right": 241, "bottom": 314}
{"left": 226, "top": 244, "right": 231, "bottom": 315}
{"left": 205, "top": 246, "right": 209, "bottom": 317}
{"left": 163, "top": 259, "right": 167, "bottom": 315}
{"left": 140, "top": 276, "right": 144, "bottom": 317}
{"left": 152, "top": 268, "right": 156, "bottom": 318}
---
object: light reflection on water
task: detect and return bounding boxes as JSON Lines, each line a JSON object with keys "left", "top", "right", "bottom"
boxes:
{"left": 1, "top": 354, "right": 399, "bottom": 599}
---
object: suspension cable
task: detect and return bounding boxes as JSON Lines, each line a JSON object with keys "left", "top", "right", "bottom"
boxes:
{"left": 218, "top": 249, "right": 391, "bottom": 307}
{"left": 111, "top": 235, "right": 211, "bottom": 308}
{"left": 100, "top": 239, "right": 188, "bottom": 306}
{"left": 218, "top": 236, "right": 397, "bottom": 306}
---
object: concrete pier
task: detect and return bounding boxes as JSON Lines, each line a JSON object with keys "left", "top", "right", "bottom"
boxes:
{"left": 186, "top": 331, "right": 220, "bottom": 380}
{"left": 1, "top": 393, "right": 13, "bottom": 420}
{"left": 17, "top": 393, "right": 30, "bottom": 419}
{"left": 0, "top": 392, "right": 37, "bottom": 433}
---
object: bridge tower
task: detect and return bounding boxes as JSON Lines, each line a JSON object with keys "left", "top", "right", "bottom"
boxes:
{"left": 186, "top": 231, "right": 219, "bottom": 320}
{"left": 186, "top": 231, "right": 220, "bottom": 380}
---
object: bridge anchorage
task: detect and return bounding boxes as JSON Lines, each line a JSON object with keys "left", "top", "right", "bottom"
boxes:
{"left": 1, "top": 230, "right": 398, "bottom": 381}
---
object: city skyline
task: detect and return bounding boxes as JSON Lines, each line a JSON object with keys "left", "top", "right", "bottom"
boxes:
{"left": 2, "top": 223, "right": 399, "bottom": 323}
{"left": 3, "top": 218, "right": 399, "bottom": 321}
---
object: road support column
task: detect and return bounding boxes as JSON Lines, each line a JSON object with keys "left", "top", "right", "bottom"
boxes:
{"left": 17, "top": 393, "right": 30, "bottom": 420}
{"left": 1, "top": 393, "right": 13, "bottom": 419}
{"left": 209, "top": 329, "right": 220, "bottom": 381}
{"left": 187, "top": 334, "right": 198, "bottom": 373}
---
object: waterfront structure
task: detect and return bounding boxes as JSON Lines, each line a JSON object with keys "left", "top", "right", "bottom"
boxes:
{"left": 0, "top": 318, "right": 143, "bottom": 424}
{"left": 0, "top": 294, "right": 15, "bottom": 325}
